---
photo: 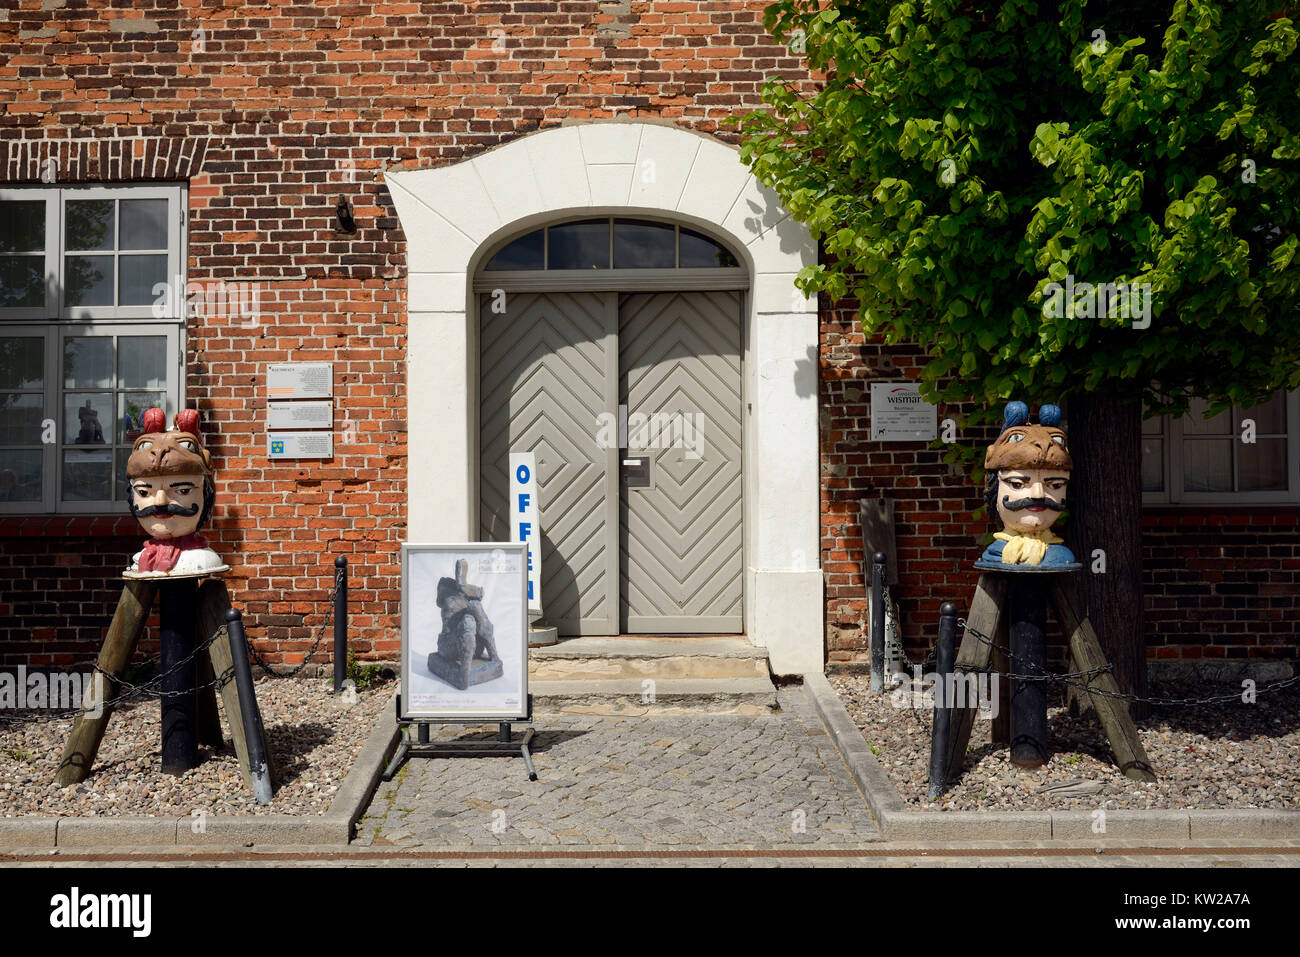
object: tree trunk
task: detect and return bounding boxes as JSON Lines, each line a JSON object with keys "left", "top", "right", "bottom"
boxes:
{"left": 1063, "top": 391, "right": 1149, "bottom": 722}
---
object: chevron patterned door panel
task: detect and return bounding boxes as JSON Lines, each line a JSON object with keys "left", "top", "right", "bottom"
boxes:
{"left": 618, "top": 291, "right": 743, "bottom": 633}
{"left": 480, "top": 291, "right": 619, "bottom": 635}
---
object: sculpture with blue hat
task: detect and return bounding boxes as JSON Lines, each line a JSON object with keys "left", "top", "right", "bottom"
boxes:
{"left": 977, "top": 400, "right": 1080, "bottom": 571}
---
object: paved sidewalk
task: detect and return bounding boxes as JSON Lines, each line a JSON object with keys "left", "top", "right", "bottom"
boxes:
{"left": 355, "top": 685, "right": 881, "bottom": 850}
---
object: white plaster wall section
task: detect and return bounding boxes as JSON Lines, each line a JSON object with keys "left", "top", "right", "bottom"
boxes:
{"left": 629, "top": 124, "right": 701, "bottom": 210}
{"left": 386, "top": 177, "right": 479, "bottom": 278}
{"left": 520, "top": 126, "right": 592, "bottom": 212}
{"left": 676, "top": 138, "right": 753, "bottom": 224}
{"left": 406, "top": 312, "right": 472, "bottom": 542}
{"left": 577, "top": 122, "right": 642, "bottom": 206}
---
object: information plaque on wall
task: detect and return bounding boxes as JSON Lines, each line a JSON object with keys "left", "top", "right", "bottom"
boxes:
{"left": 268, "top": 431, "right": 334, "bottom": 460}
{"left": 268, "top": 400, "right": 333, "bottom": 430}
{"left": 870, "top": 382, "right": 938, "bottom": 441}
{"left": 267, "top": 362, "right": 333, "bottom": 399}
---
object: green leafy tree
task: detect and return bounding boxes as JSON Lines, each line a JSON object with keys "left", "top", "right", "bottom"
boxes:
{"left": 733, "top": 0, "right": 1300, "bottom": 713}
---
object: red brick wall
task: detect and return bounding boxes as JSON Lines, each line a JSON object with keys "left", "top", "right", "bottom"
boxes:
{"left": 0, "top": 1, "right": 812, "bottom": 665}
{"left": 820, "top": 296, "right": 1300, "bottom": 668}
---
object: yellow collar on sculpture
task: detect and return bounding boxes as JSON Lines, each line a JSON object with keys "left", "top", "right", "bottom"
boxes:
{"left": 994, "top": 528, "right": 1064, "bottom": 566}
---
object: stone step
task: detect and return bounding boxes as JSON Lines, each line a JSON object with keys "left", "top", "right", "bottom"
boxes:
{"left": 529, "top": 677, "right": 779, "bottom": 716}
{"left": 529, "top": 636, "right": 769, "bottom": 681}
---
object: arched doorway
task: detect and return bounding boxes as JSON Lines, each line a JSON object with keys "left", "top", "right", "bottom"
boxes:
{"left": 475, "top": 216, "right": 746, "bottom": 636}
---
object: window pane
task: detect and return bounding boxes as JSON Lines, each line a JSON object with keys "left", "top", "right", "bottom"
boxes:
{"left": 679, "top": 227, "right": 739, "bottom": 268}
{"left": 1141, "top": 438, "right": 1163, "bottom": 492}
{"left": 1238, "top": 439, "right": 1287, "bottom": 491}
{"left": 1140, "top": 414, "right": 1163, "bottom": 436}
{"left": 613, "top": 220, "right": 675, "bottom": 269}
{"left": 485, "top": 230, "right": 544, "bottom": 270}
{"left": 0, "top": 337, "right": 44, "bottom": 389}
{"left": 0, "top": 393, "right": 45, "bottom": 445}
{"left": 116, "top": 446, "right": 131, "bottom": 502}
{"left": 120, "top": 199, "right": 168, "bottom": 250}
{"left": 1183, "top": 439, "right": 1232, "bottom": 492}
{"left": 547, "top": 220, "right": 608, "bottom": 269}
{"left": 65, "top": 393, "right": 111, "bottom": 445}
{"left": 119, "top": 254, "right": 167, "bottom": 305}
{"left": 119, "top": 392, "right": 165, "bottom": 444}
{"left": 1241, "top": 391, "right": 1285, "bottom": 434}
{"left": 0, "top": 256, "right": 44, "bottom": 308}
{"left": 64, "top": 337, "right": 114, "bottom": 389}
{"left": 62, "top": 448, "right": 112, "bottom": 501}
{"left": 1184, "top": 398, "right": 1230, "bottom": 435}
{"left": 0, "top": 449, "right": 42, "bottom": 503}
{"left": 0, "top": 201, "right": 45, "bottom": 253}
{"left": 66, "top": 199, "right": 115, "bottom": 251}
{"left": 65, "top": 254, "right": 114, "bottom": 306}
{"left": 118, "top": 337, "right": 166, "bottom": 389}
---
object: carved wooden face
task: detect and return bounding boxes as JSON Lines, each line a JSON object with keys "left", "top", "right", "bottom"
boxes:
{"left": 127, "top": 472, "right": 207, "bottom": 539}
{"left": 995, "top": 468, "right": 1069, "bottom": 535}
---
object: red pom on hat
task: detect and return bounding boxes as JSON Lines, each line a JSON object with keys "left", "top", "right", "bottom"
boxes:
{"left": 174, "top": 408, "right": 202, "bottom": 444}
{"left": 141, "top": 408, "right": 166, "bottom": 434}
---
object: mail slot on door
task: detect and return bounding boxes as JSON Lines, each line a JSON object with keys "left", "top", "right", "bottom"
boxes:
{"left": 621, "top": 455, "right": 651, "bottom": 488}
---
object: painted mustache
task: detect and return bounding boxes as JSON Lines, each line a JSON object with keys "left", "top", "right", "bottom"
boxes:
{"left": 133, "top": 502, "right": 200, "bottom": 518}
{"left": 1001, "top": 496, "right": 1065, "bottom": 512}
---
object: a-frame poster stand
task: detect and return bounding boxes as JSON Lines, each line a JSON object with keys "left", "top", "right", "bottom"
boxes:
{"left": 383, "top": 693, "right": 537, "bottom": 781}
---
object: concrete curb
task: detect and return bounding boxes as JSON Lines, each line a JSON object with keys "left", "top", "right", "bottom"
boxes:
{"left": 804, "top": 671, "right": 1300, "bottom": 843}
{"left": 1, "top": 689, "right": 401, "bottom": 849}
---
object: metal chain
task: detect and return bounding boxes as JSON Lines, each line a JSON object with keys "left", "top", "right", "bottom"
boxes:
{"left": 957, "top": 618, "right": 1300, "bottom": 706}
{"left": 244, "top": 570, "right": 339, "bottom": 679}
{"left": 1, "top": 568, "right": 341, "bottom": 723}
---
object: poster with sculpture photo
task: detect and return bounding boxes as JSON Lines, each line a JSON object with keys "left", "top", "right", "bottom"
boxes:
{"left": 400, "top": 543, "right": 529, "bottom": 720}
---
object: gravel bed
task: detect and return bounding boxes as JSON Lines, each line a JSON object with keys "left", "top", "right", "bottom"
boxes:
{"left": 830, "top": 672, "right": 1300, "bottom": 811}
{"left": 1, "top": 677, "right": 392, "bottom": 818}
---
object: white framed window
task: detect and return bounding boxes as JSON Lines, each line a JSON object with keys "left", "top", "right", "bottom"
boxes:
{"left": 1142, "top": 390, "right": 1300, "bottom": 505}
{"left": 0, "top": 185, "right": 186, "bottom": 514}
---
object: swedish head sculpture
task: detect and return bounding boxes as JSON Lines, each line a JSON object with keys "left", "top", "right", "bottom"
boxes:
{"left": 977, "top": 401, "right": 1080, "bottom": 571}
{"left": 429, "top": 558, "right": 503, "bottom": 690}
{"left": 123, "top": 408, "right": 229, "bottom": 578}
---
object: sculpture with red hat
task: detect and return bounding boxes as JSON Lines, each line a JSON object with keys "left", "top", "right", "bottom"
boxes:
{"left": 123, "top": 407, "right": 229, "bottom": 578}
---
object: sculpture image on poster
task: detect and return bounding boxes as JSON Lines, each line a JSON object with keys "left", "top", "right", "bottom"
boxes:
{"left": 977, "top": 400, "right": 1080, "bottom": 570}
{"left": 400, "top": 543, "right": 528, "bottom": 720}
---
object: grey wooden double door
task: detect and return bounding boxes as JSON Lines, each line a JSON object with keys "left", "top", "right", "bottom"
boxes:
{"left": 480, "top": 290, "right": 743, "bottom": 636}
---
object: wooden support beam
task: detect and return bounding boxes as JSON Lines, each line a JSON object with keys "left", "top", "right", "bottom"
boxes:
{"left": 944, "top": 573, "right": 1006, "bottom": 780}
{"left": 1051, "top": 578, "right": 1157, "bottom": 783}
{"left": 195, "top": 647, "right": 223, "bottom": 749}
{"left": 991, "top": 614, "right": 1010, "bottom": 747}
{"left": 197, "top": 580, "right": 277, "bottom": 792}
{"left": 55, "top": 579, "right": 158, "bottom": 787}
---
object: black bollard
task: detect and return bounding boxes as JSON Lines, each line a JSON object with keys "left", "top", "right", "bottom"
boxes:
{"left": 928, "top": 602, "right": 959, "bottom": 798}
{"left": 333, "top": 556, "right": 348, "bottom": 693}
{"left": 870, "top": 552, "right": 887, "bottom": 693}
{"left": 1007, "top": 575, "right": 1049, "bottom": 767}
{"left": 224, "top": 608, "right": 273, "bottom": 804}
{"left": 159, "top": 578, "right": 199, "bottom": 775}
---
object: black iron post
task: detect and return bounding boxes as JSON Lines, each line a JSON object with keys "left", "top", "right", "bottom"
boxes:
{"left": 333, "top": 556, "right": 348, "bottom": 693}
{"left": 224, "top": 608, "right": 273, "bottom": 804}
{"left": 928, "top": 602, "right": 959, "bottom": 798}
{"left": 1007, "top": 575, "right": 1049, "bottom": 767}
{"left": 159, "top": 578, "right": 199, "bottom": 775}
{"left": 870, "top": 552, "right": 887, "bottom": 694}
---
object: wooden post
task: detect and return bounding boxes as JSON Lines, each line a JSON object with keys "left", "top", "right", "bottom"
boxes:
{"left": 194, "top": 650, "right": 223, "bottom": 748}
{"left": 159, "top": 578, "right": 199, "bottom": 775}
{"left": 55, "top": 579, "right": 158, "bottom": 787}
{"left": 991, "top": 614, "right": 1011, "bottom": 746}
{"left": 1006, "top": 574, "right": 1049, "bottom": 768}
{"left": 1051, "top": 578, "right": 1157, "bottom": 782}
{"left": 197, "top": 579, "right": 276, "bottom": 792}
{"left": 944, "top": 574, "right": 1006, "bottom": 777}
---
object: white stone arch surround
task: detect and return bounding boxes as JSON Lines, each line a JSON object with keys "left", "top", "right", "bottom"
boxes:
{"left": 385, "top": 121, "right": 822, "bottom": 674}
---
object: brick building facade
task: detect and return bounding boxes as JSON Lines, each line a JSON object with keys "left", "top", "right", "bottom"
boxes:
{"left": 1, "top": 1, "right": 1296, "bottom": 674}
